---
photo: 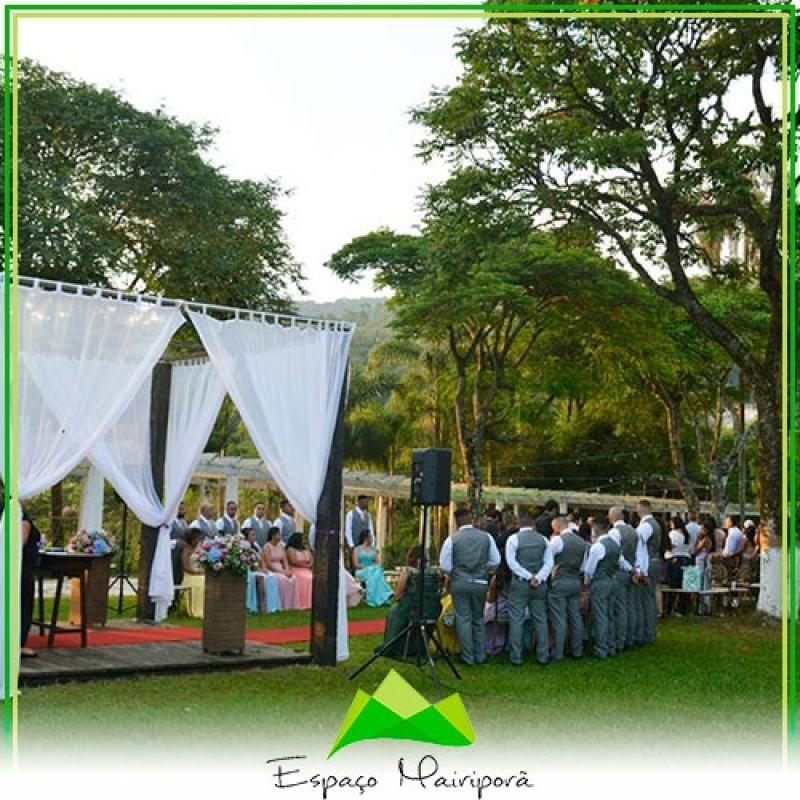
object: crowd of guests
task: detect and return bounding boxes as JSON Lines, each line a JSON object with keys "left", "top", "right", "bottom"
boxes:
{"left": 380, "top": 501, "right": 764, "bottom": 668}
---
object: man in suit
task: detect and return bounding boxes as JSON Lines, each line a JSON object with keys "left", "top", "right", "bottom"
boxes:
{"left": 169, "top": 501, "right": 190, "bottom": 587}
{"left": 608, "top": 505, "right": 638, "bottom": 652}
{"left": 547, "top": 514, "right": 588, "bottom": 661}
{"left": 584, "top": 516, "right": 622, "bottom": 659}
{"left": 216, "top": 499, "right": 240, "bottom": 535}
{"left": 273, "top": 498, "right": 297, "bottom": 545}
{"left": 344, "top": 495, "right": 373, "bottom": 571}
{"left": 439, "top": 507, "right": 501, "bottom": 666}
{"left": 534, "top": 499, "right": 560, "bottom": 538}
{"left": 636, "top": 499, "right": 662, "bottom": 644}
{"left": 505, "top": 508, "right": 553, "bottom": 666}
{"left": 190, "top": 503, "right": 217, "bottom": 539}
{"left": 242, "top": 501, "right": 271, "bottom": 548}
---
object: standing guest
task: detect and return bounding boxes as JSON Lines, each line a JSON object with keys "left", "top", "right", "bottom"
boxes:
{"left": 505, "top": 508, "right": 553, "bottom": 666}
{"left": 548, "top": 515, "right": 588, "bottom": 661}
{"left": 608, "top": 506, "right": 637, "bottom": 652}
{"left": 344, "top": 495, "right": 374, "bottom": 570}
{"left": 13, "top": 499, "right": 42, "bottom": 659}
{"left": 286, "top": 531, "right": 314, "bottom": 610}
{"left": 352, "top": 531, "right": 393, "bottom": 607}
{"left": 636, "top": 499, "right": 662, "bottom": 644}
{"left": 534, "top": 499, "right": 560, "bottom": 538}
{"left": 242, "top": 501, "right": 271, "bottom": 548}
{"left": 261, "top": 526, "right": 299, "bottom": 610}
{"left": 694, "top": 519, "right": 715, "bottom": 614}
{"left": 664, "top": 517, "right": 693, "bottom": 616}
{"left": 190, "top": 503, "right": 217, "bottom": 539}
{"left": 181, "top": 528, "right": 206, "bottom": 618}
{"left": 481, "top": 508, "right": 502, "bottom": 542}
{"left": 584, "top": 516, "right": 621, "bottom": 659}
{"left": 273, "top": 499, "right": 297, "bottom": 546}
{"left": 439, "top": 507, "right": 501, "bottom": 666}
{"left": 170, "top": 501, "right": 190, "bottom": 589}
{"left": 216, "top": 500, "right": 240, "bottom": 535}
{"left": 686, "top": 510, "right": 701, "bottom": 555}
{"left": 722, "top": 513, "right": 746, "bottom": 585}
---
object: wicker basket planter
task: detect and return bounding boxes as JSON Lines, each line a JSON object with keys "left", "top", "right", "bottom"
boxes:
{"left": 203, "top": 569, "right": 248, "bottom": 655}
{"left": 69, "top": 554, "right": 113, "bottom": 627}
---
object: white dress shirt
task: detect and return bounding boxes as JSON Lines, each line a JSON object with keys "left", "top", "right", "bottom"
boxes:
{"left": 439, "top": 525, "right": 501, "bottom": 575}
{"left": 505, "top": 527, "right": 554, "bottom": 584}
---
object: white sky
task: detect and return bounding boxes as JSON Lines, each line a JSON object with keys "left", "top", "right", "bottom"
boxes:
{"left": 15, "top": 9, "right": 482, "bottom": 302}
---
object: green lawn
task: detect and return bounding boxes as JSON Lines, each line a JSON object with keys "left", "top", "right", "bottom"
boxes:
{"left": 13, "top": 605, "right": 788, "bottom": 772}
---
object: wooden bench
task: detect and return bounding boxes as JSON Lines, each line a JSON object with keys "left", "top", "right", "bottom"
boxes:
{"left": 661, "top": 586, "right": 752, "bottom": 616}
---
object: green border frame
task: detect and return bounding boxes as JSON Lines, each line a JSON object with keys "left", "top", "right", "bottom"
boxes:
{"left": 2, "top": 0, "right": 796, "bottom": 770}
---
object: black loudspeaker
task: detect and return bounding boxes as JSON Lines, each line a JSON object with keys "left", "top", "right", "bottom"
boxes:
{"left": 411, "top": 448, "right": 452, "bottom": 506}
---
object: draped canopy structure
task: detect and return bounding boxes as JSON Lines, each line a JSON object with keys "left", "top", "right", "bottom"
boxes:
{"left": 0, "top": 276, "right": 355, "bottom": 698}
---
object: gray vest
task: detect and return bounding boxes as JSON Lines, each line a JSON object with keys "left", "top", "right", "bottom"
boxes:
{"left": 452, "top": 527, "right": 491, "bottom": 582}
{"left": 515, "top": 528, "right": 549, "bottom": 574}
{"left": 196, "top": 517, "right": 215, "bottom": 538}
{"left": 350, "top": 509, "right": 372, "bottom": 546}
{"left": 644, "top": 516, "right": 662, "bottom": 561}
{"left": 246, "top": 516, "right": 270, "bottom": 546}
{"left": 554, "top": 530, "right": 587, "bottom": 580}
{"left": 219, "top": 515, "right": 240, "bottom": 536}
{"left": 617, "top": 522, "right": 638, "bottom": 566}
{"left": 279, "top": 513, "right": 296, "bottom": 544}
{"left": 596, "top": 535, "right": 621, "bottom": 581}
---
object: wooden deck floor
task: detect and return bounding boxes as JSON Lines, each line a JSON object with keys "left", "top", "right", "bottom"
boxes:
{"left": 18, "top": 639, "right": 312, "bottom": 688}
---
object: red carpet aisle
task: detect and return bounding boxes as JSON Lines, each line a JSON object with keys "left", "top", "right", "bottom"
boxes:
{"left": 26, "top": 618, "right": 386, "bottom": 650}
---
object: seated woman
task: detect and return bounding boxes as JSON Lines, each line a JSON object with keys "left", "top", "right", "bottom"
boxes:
{"left": 261, "top": 526, "right": 299, "bottom": 611}
{"left": 181, "top": 528, "right": 206, "bottom": 618}
{"left": 286, "top": 531, "right": 314, "bottom": 610}
{"left": 352, "top": 531, "right": 394, "bottom": 607}
{"left": 380, "top": 545, "right": 443, "bottom": 659}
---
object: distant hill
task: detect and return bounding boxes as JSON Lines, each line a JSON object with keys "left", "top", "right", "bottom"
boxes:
{"left": 297, "top": 297, "right": 394, "bottom": 366}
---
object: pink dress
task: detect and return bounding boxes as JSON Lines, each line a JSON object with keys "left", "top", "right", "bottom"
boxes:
{"left": 288, "top": 548, "right": 313, "bottom": 610}
{"left": 262, "top": 542, "right": 299, "bottom": 610}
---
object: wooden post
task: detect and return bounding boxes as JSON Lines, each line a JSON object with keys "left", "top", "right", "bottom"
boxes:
{"left": 310, "top": 365, "right": 347, "bottom": 666}
{"left": 136, "top": 362, "right": 172, "bottom": 621}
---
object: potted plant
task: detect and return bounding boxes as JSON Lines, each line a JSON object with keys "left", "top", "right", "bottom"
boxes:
{"left": 67, "top": 529, "right": 116, "bottom": 627}
{"left": 196, "top": 533, "right": 259, "bottom": 654}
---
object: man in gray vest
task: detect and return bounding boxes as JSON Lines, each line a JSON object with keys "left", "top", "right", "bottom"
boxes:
{"left": 439, "top": 507, "right": 501, "bottom": 666}
{"left": 191, "top": 503, "right": 217, "bottom": 539}
{"left": 636, "top": 499, "right": 662, "bottom": 644}
{"left": 344, "top": 495, "right": 374, "bottom": 571}
{"left": 216, "top": 500, "right": 240, "bottom": 535}
{"left": 609, "top": 506, "right": 637, "bottom": 652}
{"left": 506, "top": 508, "right": 553, "bottom": 666}
{"left": 584, "top": 516, "right": 622, "bottom": 659}
{"left": 274, "top": 498, "right": 297, "bottom": 545}
{"left": 547, "top": 515, "right": 588, "bottom": 661}
{"left": 242, "top": 501, "right": 271, "bottom": 547}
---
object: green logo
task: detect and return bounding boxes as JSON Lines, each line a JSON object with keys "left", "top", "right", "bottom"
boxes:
{"left": 328, "top": 669, "right": 476, "bottom": 758}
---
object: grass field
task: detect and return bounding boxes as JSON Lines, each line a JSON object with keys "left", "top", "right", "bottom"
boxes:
{"left": 12, "top": 602, "right": 788, "bottom": 775}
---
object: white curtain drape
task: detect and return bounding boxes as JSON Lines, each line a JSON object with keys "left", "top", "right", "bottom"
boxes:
{"left": 190, "top": 311, "right": 353, "bottom": 659}
{"left": 188, "top": 312, "right": 353, "bottom": 523}
{"left": 0, "top": 284, "right": 183, "bottom": 698}
{"left": 78, "top": 463, "right": 106, "bottom": 534}
{"left": 89, "top": 361, "right": 226, "bottom": 621}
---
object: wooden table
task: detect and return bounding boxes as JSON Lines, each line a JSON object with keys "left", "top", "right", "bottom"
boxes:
{"left": 35, "top": 551, "right": 108, "bottom": 648}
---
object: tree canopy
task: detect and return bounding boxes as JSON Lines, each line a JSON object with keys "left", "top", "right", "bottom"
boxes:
{"left": 1, "top": 59, "right": 302, "bottom": 312}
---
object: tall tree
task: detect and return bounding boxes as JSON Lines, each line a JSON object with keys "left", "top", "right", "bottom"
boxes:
{"left": 1, "top": 59, "right": 302, "bottom": 311}
{"left": 413, "top": 8, "right": 787, "bottom": 572}
{"left": 327, "top": 176, "right": 633, "bottom": 510}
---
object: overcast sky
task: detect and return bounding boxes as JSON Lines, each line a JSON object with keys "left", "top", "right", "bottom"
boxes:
{"left": 16, "top": 10, "right": 482, "bottom": 302}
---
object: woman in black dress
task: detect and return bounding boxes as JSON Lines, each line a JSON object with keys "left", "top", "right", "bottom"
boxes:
{"left": 20, "top": 503, "right": 42, "bottom": 657}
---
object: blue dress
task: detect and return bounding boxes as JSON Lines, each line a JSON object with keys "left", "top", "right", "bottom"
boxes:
{"left": 354, "top": 546, "right": 394, "bottom": 607}
{"left": 247, "top": 569, "right": 281, "bottom": 613}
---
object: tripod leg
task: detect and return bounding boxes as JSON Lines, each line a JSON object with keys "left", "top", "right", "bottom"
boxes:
{"left": 416, "top": 623, "right": 443, "bottom": 697}
{"left": 425, "top": 623, "right": 462, "bottom": 680}
{"left": 348, "top": 621, "right": 417, "bottom": 680}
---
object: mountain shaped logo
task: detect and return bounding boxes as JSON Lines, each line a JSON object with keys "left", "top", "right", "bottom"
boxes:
{"left": 328, "top": 669, "right": 476, "bottom": 757}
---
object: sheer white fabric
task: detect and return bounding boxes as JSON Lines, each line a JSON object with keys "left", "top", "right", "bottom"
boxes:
{"left": 0, "top": 284, "right": 183, "bottom": 697}
{"left": 188, "top": 312, "right": 353, "bottom": 523}
{"left": 78, "top": 462, "right": 106, "bottom": 533}
{"left": 89, "top": 361, "right": 226, "bottom": 620}
{"left": 0, "top": 286, "right": 184, "bottom": 498}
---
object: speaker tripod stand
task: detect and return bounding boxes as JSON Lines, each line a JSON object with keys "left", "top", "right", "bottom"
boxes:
{"left": 348, "top": 502, "right": 460, "bottom": 698}
{"left": 108, "top": 500, "right": 137, "bottom": 615}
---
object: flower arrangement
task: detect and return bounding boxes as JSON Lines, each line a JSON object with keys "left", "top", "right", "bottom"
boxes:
{"left": 196, "top": 533, "right": 259, "bottom": 576}
{"left": 67, "top": 528, "right": 116, "bottom": 555}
